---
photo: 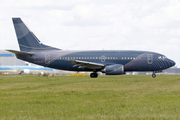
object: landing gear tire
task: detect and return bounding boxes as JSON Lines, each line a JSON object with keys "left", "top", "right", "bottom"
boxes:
{"left": 152, "top": 73, "right": 156, "bottom": 78}
{"left": 90, "top": 73, "right": 98, "bottom": 78}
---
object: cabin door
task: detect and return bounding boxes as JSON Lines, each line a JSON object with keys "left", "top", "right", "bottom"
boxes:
{"left": 147, "top": 54, "right": 153, "bottom": 64}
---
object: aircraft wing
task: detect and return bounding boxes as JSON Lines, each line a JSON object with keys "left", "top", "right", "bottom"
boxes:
{"left": 67, "top": 60, "right": 105, "bottom": 69}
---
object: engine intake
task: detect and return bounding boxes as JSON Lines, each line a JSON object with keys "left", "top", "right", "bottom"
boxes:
{"left": 102, "top": 64, "right": 125, "bottom": 75}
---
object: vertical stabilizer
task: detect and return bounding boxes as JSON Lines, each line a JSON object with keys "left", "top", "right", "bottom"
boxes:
{"left": 12, "top": 18, "right": 59, "bottom": 51}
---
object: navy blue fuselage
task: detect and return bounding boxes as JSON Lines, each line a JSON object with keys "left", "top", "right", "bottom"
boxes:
{"left": 16, "top": 49, "right": 175, "bottom": 72}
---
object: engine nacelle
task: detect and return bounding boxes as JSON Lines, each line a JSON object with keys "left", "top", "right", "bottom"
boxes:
{"left": 102, "top": 64, "right": 125, "bottom": 75}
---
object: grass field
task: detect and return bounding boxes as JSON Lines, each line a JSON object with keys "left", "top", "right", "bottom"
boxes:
{"left": 0, "top": 75, "right": 180, "bottom": 120}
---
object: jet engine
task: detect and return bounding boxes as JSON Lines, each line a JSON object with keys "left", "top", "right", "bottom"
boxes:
{"left": 102, "top": 64, "right": 125, "bottom": 75}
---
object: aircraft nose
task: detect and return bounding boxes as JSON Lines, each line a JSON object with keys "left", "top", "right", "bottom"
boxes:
{"left": 169, "top": 59, "right": 176, "bottom": 67}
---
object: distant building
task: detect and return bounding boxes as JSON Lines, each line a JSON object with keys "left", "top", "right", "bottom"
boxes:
{"left": 162, "top": 67, "right": 180, "bottom": 74}
{"left": 128, "top": 66, "right": 180, "bottom": 75}
{"left": 0, "top": 50, "right": 25, "bottom": 66}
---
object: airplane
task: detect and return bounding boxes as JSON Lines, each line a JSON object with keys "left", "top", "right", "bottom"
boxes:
{"left": 0, "top": 65, "right": 54, "bottom": 75}
{"left": 6, "top": 18, "right": 176, "bottom": 78}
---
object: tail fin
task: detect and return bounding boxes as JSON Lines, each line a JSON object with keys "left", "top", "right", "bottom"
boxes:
{"left": 12, "top": 18, "right": 59, "bottom": 51}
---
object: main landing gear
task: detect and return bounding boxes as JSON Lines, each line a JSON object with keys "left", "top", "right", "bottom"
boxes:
{"left": 90, "top": 72, "right": 98, "bottom": 78}
{"left": 152, "top": 73, "right": 156, "bottom": 78}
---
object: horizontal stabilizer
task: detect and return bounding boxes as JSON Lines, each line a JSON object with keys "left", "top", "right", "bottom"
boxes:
{"left": 6, "top": 49, "right": 33, "bottom": 56}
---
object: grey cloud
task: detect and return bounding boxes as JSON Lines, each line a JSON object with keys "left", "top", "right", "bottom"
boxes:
{"left": 166, "top": 21, "right": 180, "bottom": 28}
{"left": 63, "top": 15, "right": 111, "bottom": 27}
{"left": 22, "top": 5, "right": 74, "bottom": 11}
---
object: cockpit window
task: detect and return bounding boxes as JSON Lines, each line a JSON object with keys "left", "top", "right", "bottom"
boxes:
{"left": 158, "top": 56, "right": 167, "bottom": 59}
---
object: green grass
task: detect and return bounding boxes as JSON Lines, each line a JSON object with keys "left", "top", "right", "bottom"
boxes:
{"left": 0, "top": 75, "right": 180, "bottom": 120}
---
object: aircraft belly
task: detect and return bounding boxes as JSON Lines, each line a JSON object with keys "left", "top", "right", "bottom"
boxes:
{"left": 47, "top": 60, "right": 84, "bottom": 71}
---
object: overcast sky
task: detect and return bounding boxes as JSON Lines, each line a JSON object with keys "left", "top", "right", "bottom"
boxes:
{"left": 0, "top": 0, "right": 180, "bottom": 67}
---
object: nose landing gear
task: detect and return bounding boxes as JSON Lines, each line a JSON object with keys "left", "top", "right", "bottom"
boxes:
{"left": 152, "top": 73, "right": 156, "bottom": 78}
